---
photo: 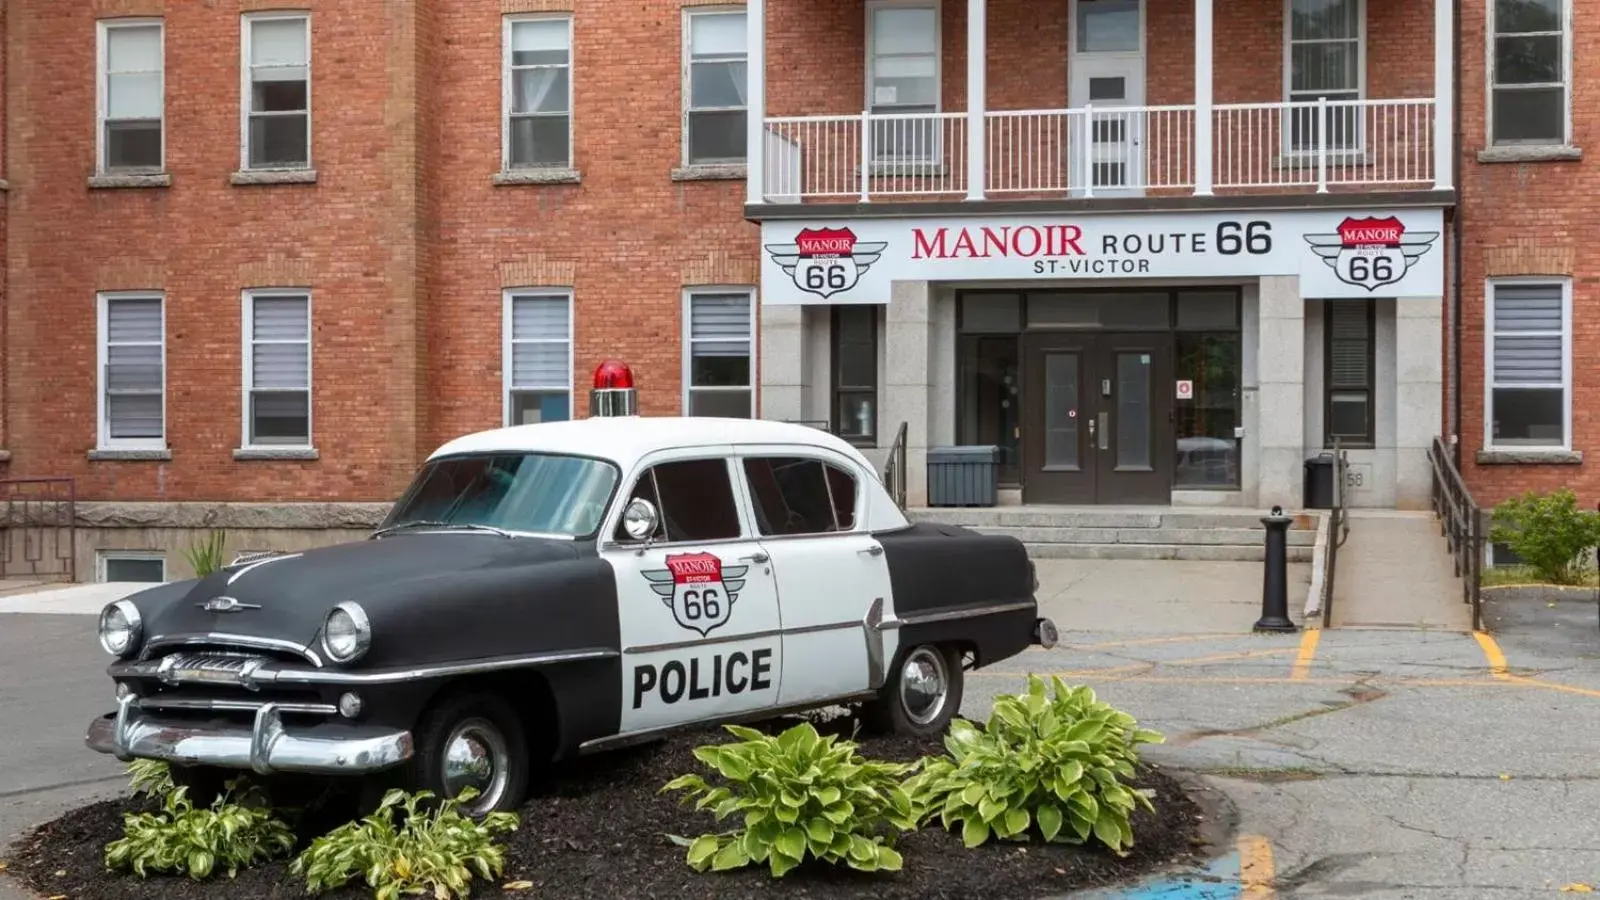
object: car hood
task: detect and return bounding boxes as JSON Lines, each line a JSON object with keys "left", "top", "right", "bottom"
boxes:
{"left": 137, "top": 532, "right": 583, "bottom": 655}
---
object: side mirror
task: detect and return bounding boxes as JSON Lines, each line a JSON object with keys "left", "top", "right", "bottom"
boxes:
{"left": 621, "top": 497, "right": 659, "bottom": 542}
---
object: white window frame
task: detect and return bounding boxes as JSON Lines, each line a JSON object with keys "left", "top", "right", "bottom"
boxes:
{"left": 1486, "top": 0, "right": 1572, "bottom": 147}
{"left": 681, "top": 7, "right": 749, "bottom": 167}
{"left": 97, "top": 550, "right": 168, "bottom": 583}
{"left": 501, "top": 13, "right": 574, "bottom": 170}
{"left": 239, "top": 11, "right": 312, "bottom": 171}
{"left": 96, "top": 17, "right": 166, "bottom": 174}
{"left": 241, "top": 288, "right": 314, "bottom": 450}
{"left": 864, "top": 0, "right": 942, "bottom": 166}
{"left": 501, "top": 288, "right": 576, "bottom": 427}
{"left": 682, "top": 286, "right": 758, "bottom": 417}
{"left": 96, "top": 290, "right": 167, "bottom": 451}
{"left": 1483, "top": 276, "right": 1571, "bottom": 453}
{"left": 1281, "top": 0, "right": 1366, "bottom": 158}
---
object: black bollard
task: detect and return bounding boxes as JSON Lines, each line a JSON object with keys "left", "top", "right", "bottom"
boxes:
{"left": 1254, "top": 504, "right": 1299, "bottom": 633}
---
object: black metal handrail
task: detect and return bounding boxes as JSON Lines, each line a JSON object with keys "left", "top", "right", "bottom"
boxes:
{"left": 1428, "top": 435, "right": 1483, "bottom": 631}
{"left": 883, "top": 421, "right": 908, "bottom": 510}
{"left": 1320, "top": 439, "right": 1351, "bottom": 627}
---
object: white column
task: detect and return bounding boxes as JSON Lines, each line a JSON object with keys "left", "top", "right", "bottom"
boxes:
{"left": 965, "top": 0, "right": 986, "bottom": 201}
{"left": 1193, "top": 0, "right": 1214, "bottom": 195}
{"left": 746, "top": 0, "right": 766, "bottom": 205}
{"left": 1432, "top": 0, "right": 1453, "bottom": 191}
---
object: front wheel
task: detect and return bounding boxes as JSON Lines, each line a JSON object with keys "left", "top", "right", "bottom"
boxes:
{"left": 402, "top": 691, "right": 530, "bottom": 817}
{"left": 861, "top": 644, "right": 964, "bottom": 737}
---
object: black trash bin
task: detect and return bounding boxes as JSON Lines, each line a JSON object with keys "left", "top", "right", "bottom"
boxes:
{"left": 1303, "top": 453, "right": 1336, "bottom": 509}
{"left": 927, "top": 445, "right": 1000, "bottom": 507}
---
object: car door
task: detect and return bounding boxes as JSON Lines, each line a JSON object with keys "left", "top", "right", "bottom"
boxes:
{"left": 603, "top": 450, "right": 784, "bottom": 735}
{"left": 735, "top": 446, "right": 897, "bottom": 708}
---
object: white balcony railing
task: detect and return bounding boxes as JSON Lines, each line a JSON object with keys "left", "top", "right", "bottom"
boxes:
{"left": 761, "top": 98, "right": 1436, "bottom": 202}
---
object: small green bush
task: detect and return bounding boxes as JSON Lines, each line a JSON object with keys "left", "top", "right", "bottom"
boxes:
{"left": 661, "top": 721, "right": 919, "bottom": 878}
{"left": 902, "top": 674, "right": 1163, "bottom": 855}
{"left": 104, "top": 783, "right": 294, "bottom": 880}
{"left": 184, "top": 529, "right": 229, "bottom": 577}
{"left": 291, "top": 787, "right": 518, "bottom": 900}
{"left": 126, "top": 759, "right": 174, "bottom": 799}
{"left": 1488, "top": 488, "right": 1600, "bottom": 585}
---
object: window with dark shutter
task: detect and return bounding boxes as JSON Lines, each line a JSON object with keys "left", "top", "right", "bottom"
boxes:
{"left": 1489, "top": 281, "right": 1566, "bottom": 447}
{"left": 686, "top": 291, "right": 753, "bottom": 418}
{"left": 506, "top": 292, "right": 572, "bottom": 425}
{"left": 246, "top": 292, "right": 311, "bottom": 446}
{"left": 1324, "top": 300, "right": 1373, "bottom": 447}
{"left": 101, "top": 295, "right": 165, "bottom": 446}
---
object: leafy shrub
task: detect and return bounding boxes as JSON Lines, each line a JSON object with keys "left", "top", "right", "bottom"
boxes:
{"left": 183, "top": 529, "right": 230, "bottom": 577}
{"left": 662, "top": 721, "right": 919, "bottom": 878}
{"left": 126, "top": 759, "right": 174, "bottom": 799}
{"left": 291, "top": 787, "right": 518, "bottom": 900}
{"left": 1489, "top": 488, "right": 1600, "bottom": 584}
{"left": 104, "top": 783, "right": 294, "bottom": 880}
{"left": 902, "top": 675, "right": 1163, "bottom": 855}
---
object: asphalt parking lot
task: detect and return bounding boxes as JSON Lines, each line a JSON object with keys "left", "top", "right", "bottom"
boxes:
{"left": 3, "top": 561, "right": 1599, "bottom": 898}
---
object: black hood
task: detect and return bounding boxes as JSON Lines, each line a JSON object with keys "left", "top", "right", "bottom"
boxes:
{"left": 138, "top": 532, "right": 583, "bottom": 652}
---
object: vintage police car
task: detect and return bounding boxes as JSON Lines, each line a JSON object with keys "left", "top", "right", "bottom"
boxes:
{"left": 85, "top": 362, "right": 1056, "bottom": 816}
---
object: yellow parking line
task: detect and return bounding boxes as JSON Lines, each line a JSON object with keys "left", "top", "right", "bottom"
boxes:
{"left": 1239, "top": 834, "right": 1276, "bottom": 896}
{"left": 1473, "top": 631, "right": 1510, "bottom": 679}
{"left": 1290, "top": 628, "right": 1321, "bottom": 681}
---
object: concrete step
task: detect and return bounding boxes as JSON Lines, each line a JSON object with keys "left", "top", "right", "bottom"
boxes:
{"left": 970, "top": 525, "right": 1316, "bottom": 547}
{"left": 1023, "top": 542, "right": 1315, "bottom": 562}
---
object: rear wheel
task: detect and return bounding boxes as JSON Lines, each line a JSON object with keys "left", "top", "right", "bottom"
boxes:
{"left": 401, "top": 691, "right": 530, "bottom": 817}
{"left": 861, "top": 644, "right": 964, "bottom": 737}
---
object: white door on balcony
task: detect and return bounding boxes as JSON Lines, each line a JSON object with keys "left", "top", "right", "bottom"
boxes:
{"left": 1068, "top": 0, "right": 1146, "bottom": 198}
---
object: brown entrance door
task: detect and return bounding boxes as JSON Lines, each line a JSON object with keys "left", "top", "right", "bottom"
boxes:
{"left": 1021, "top": 331, "right": 1175, "bottom": 505}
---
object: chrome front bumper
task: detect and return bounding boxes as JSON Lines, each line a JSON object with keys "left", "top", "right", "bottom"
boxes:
{"left": 85, "top": 695, "right": 413, "bottom": 776}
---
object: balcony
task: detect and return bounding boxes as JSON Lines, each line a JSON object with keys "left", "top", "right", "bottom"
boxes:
{"left": 762, "top": 98, "right": 1437, "bottom": 204}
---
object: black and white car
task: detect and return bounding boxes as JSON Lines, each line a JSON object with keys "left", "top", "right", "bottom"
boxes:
{"left": 85, "top": 362, "right": 1056, "bottom": 815}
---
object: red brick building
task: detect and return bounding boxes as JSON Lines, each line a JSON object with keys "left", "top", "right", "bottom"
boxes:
{"left": 0, "top": 0, "right": 1578, "bottom": 580}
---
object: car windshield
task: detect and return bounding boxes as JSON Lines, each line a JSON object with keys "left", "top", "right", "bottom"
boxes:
{"left": 380, "top": 452, "right": 619, "bottom": 538}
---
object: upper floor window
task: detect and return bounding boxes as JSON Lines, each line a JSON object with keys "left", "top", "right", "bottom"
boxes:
{"left": 1285, "top": 0, "right": 1363, "bottom": 154}
{"left": 242, "top": 13, "right": 311, "bottom": 170}
{"left": 1489, "top": 0, "right": 1568, "bottom": 146}
{"left": 97, "top": 19, "right": 164, "bottom": 173}
{"left": 1323, "top": 300, "right": 1375, "bottom": 449}
{"left": 684, "top": 289, "right": 754, "bottom": 419}
{"left": 832, "top": 306, "right": 879, "bottom": 446}
{"left": 504, "top": 289, "right": 573, "bottom": 425}
{"left": 683, "top": 9, "right": 747, "bottom": 166}
{"left": 504, "top": 15, "right": 573, "bottom": 169}
{"left": 865, "top": 1, "right": 938, "bottom": 163}
{"left": 742, "top": 457, "right": 858, "bottom": 536}
{"left": 243, "top": 289, "right": 312, "bottom": 448}
{"left": 1486, "top": 279, "right": 1569, "bottom": 450}
{"left": 97, "top": 292, "right": 166, "bottom": 450}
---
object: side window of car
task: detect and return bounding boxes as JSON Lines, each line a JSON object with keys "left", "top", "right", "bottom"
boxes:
{"left": 742, "top": 456, "right": 856, "bottom": 536}
{"left": 615, "top": 458, "right": 742, "bottom": 544}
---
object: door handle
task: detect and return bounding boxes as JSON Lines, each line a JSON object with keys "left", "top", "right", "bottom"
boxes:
{"left": 859, "top": 545, "right": 884, "bottom": 557}
{"left": 1097, "top": 412, "right": 1109, "bottom": 450}
{"left": 1087, "top": 416, "right": 1096, "bottom": 442}
{"left": 741, "top": 551, "right": 770, "bottom": 563}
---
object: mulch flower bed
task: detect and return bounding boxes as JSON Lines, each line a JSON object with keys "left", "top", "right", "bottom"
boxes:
{"left": 6, "top": 711, "right": 1206, "bottom": 900}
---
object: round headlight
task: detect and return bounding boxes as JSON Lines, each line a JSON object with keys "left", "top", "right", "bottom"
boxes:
{"left": 98, "top": 600, "right": 143, "bottom": 658}
{"left": 322, "top": 602, "right": 372, "bottom": 664}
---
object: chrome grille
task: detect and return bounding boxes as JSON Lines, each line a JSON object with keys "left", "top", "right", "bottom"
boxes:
{"left": 158, "top": 652, "right": 269, "bottom": 687}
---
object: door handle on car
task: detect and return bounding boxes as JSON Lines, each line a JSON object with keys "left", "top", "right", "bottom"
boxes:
{"left": 741, "top": 551, "right": 770, "bottom": 563}
{"left": 859, "top": 545, "right": 884, "bottom": 557}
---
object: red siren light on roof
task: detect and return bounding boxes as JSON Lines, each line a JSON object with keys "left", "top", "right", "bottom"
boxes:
{"left": 589, "top": 359, "right": 639, "bottom": 418}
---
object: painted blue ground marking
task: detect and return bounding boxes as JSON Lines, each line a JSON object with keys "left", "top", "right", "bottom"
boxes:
{"left": 1074, "top": 850, "right": 1243, "bottom": 899}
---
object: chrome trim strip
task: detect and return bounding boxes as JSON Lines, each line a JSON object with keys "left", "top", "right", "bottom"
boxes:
{"left": 141, "top": 633, "right": 324, "bottom": 667}
{"left": 620, "top": 619, "right": 862, "bottom": 656}
{"left": 893, "top": 600, "right": 1035, "bottom": 628}
{"left": 226, "top": 553, "right": 302, "bottom": 585}
{"left": 137, "top": 697, "right": 338, "bottom": 716}
{"left": 112, "top": 647, "right": 618, "bottom": 687}
{"left": 577, "top": 690, "right": 879, "bottom": 755}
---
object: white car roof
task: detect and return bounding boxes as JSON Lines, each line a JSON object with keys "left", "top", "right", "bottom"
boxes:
{"left": 427, "top": 416, "right": 911, "bottom": 532}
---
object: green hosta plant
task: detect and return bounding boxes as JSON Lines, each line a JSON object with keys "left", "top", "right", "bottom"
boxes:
{"left": 126, "top": 759, "right": 174, "bottom": 799}
{"left": 104, "top": 783, "right": 295, "bottom": 880}
{"left": 661, "top": 721, "right": 920, "bottom": 878}
{"left": 291, "top": 787, "right": 518, "bottom": 900}
{"left": 903, "top": 674, "right": 1164, "bottom": 855}
{"left": 184, "top": 529, "right": 229, "bottom": 577}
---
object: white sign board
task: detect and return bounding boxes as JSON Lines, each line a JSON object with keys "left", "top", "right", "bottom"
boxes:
{"left": 1175, "top": 380, "right": 1194, "bottom": 400}
{"left": 759, "top": 207, "right": 1445, "bottom": 305}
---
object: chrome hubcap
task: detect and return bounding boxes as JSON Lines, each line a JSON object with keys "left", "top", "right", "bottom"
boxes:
{"left": 442, "top": 718, "right": 509, "bottom": 814}
{"left": 899, "top": 648, "right": 949, "bottom": 726}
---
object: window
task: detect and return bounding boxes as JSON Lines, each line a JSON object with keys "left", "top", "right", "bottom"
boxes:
{"left": 684, "top": 289, "right": 754, "bottom": 418}
{"left": 683, "top": 9, "right": 748, "bottom": 165}
{"left": 242, "top": 290, "right": 312, "bottom": 447}
{"left": 504, "top": 15, "right": 572, "bottom": 169}
{"left": 1486, "top": 279, "right": 1569, "bottom": 449}
{"left": 742, "top": 457, "right": 858, "bottom": 536}
{"left": 1285, "top": 0, "right": 1363, "bottom": 153}
{"left": 242, "top": 13, "right": 311, "bottom": 169}
{"left": 616, "top": 458, "right": 742, "bottom": 543}
{"left": 383, "top": 452, "right": 619, "bottom": 538}
{"left": 866, "top": 1, "right": 939, "bottom": 162}
{"left": 831, "top": 306, "right": 878, "bottom": 445}
{"left": 99, "top": 551, "right": 166, "bottom": 583}
{"left": 503, "top": 290, "right": 573, "bottom": 425}
{"left": 98, "top": 19, "right": 164, "bottom": 173}
{"left": 97, "top": 292, "right": 165, "bottom": 450}
{"left": 1489, "top": 0, "right": 1569, "bottom": 145}
{"left": 1323, "top": 300, "right": 1375, "bottom": 448}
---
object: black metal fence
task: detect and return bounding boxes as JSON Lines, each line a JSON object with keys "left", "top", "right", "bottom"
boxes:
{"left": 1428, "top": 436, "right": 1483, "bottom": 631}
{"left": 884, "top": 421, "right": 908, "bottom": 510}
{"left": 0, "top": 477, "right": 77, "bottom": 582}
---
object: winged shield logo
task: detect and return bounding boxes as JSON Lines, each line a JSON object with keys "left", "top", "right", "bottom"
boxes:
{"left": 765, "top": 227, "right": 889, "bottom": 300}
{"left": 640, "top": 552, "right": 749, "bottom": 637}
{"left": 1303, "top": 216, "right": 1439, "bottom": 292}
